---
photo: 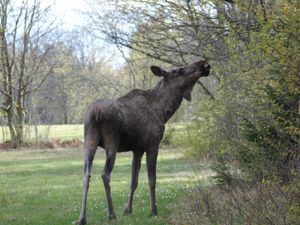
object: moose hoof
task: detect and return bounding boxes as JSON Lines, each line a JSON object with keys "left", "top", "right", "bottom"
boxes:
{"left": 124, "top": 208, "right": 132, "bottom": 215}
{"left": 76, "top": 217, "right": 86, "bottom": 225}
{"left": 108, "top": 213, "right": 117, "bottom": 220}
{"left": 150, "top": 210, "right": 158, "bottom": 217}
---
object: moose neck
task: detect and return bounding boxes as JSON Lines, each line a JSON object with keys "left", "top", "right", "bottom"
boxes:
{"left": 147, "top": 80, "right": 183, "bottom": 124}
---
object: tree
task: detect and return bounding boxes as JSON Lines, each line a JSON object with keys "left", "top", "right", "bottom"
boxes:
{"left": 0, "top": 0, "right": 57, "bottom": 145}
{"left": 31, "top": 30, "right": 125, "bottom": 125}
{"left": 87, "top": 0, "right": 224, "bottom": 99}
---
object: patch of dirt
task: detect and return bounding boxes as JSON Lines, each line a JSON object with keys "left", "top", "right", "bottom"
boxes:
{"left": 0, "top": 138, "right": 82, "bottom": 150}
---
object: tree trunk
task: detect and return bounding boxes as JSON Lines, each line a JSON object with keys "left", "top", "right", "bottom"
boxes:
{"left": 6, "top": 106, "right": 17, "bottom": 142}
{"left": 0, "top": 0, "right": 16, "bottom": 143}
{"left": 16, "top": 107, "right": 25, "bottom": 145}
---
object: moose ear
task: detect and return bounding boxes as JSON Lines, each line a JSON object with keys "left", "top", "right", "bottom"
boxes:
{"left": 150, "top": 66, "right": 167, "bottom": 77}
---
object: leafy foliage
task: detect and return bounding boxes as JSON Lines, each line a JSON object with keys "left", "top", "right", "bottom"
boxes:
{"left": 179, "top": 0, "right": 300, "bottom": 223}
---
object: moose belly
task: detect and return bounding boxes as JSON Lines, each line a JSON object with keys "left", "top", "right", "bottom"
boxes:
{"left": 118, "top": 124, "right": 165, "bottom": 152}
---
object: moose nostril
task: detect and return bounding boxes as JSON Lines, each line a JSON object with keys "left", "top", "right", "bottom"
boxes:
{"left": 204, "top": 63, "right": 210, "bottom": 70}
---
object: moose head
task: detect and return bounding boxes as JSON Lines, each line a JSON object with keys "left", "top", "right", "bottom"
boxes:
{"left": 150, "top": 59, "right": 210, "bottom": 101}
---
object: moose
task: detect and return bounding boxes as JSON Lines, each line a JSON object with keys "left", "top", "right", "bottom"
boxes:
{"left": 77, "top": 59, "right": 210, "bottom": 224}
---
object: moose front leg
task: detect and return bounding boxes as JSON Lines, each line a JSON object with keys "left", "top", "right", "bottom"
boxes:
{"left": 124, "top": 151, "right": 144, "bottom": 214}
{"left": 146, "top": 147, "right": 159, "bottom": 216}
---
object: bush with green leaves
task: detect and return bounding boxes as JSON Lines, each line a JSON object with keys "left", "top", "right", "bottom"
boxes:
{"left": 183, "top": 0, "right": 300, "bottom": 224}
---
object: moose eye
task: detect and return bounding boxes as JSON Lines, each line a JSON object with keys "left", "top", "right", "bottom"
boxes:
{"left": 178, "top": 68, "right": 184, "bottom": 75}
{"left": 172, "top": 68, "right": 184, "bottom": 75}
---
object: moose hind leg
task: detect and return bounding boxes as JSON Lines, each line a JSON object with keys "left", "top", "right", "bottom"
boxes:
{"left": 78, "top": 138, "right": 98, "bottom": 225}
{"left": 124, "top": 151, "right": 144, "bottom": 214}
{"left": 101, "top": 143, "right": 118, "bottom": 220}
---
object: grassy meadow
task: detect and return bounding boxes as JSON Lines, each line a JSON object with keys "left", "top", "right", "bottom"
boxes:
{"left": 0, "top": 125, "right": 84, "bottom": 143}
{"left": 0, "top": 123, "right": 188, "bottom": 143}
{"left": 0, "top": 147, "right": 211, "bottom": 225}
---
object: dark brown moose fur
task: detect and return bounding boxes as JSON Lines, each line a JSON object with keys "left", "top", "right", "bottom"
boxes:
{"left": 77, "top": 60, "right": 210, "bottom": 224}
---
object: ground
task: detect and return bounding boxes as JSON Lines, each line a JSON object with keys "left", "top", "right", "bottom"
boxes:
{"left": 0, "top": 147, "right": 210, "bottom": 225}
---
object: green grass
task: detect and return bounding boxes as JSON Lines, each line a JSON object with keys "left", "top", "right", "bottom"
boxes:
{"left": 0, "top": 147, "right": 211, "bottom": 225}
{"left": 0, "top": 125, "right": 84, "bottom": 142}
{"left": 0, "top": 123, "right": 189, "bottom": 143}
